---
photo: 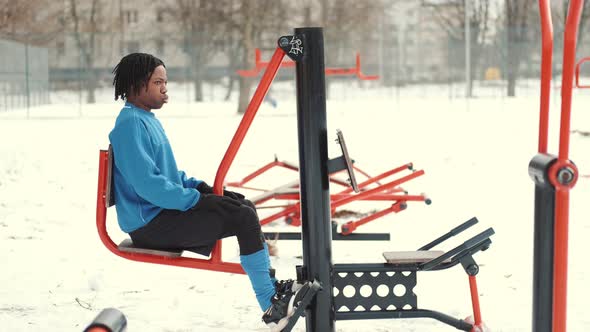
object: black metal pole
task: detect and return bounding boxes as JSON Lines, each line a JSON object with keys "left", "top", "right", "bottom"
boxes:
{"left": 294, "top": 27, "right": 335, "bottom": 332}
{"left": 529, "top": 153, "right": 556, "bottom": 332}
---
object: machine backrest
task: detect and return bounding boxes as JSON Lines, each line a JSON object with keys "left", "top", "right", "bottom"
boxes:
{"left": 105, "top": 145, "right": 115, "bottom": 208}
{"left": 336, "top": 129, "right": 359, "bottom": 193}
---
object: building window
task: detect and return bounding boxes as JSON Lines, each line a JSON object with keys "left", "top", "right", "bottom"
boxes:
{"left": 124, "top": 10, "right": 138, "bottom": 24}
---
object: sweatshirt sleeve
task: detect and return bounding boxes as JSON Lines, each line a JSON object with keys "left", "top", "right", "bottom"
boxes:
{"left": 109, "top": 118, "right": 200, "bottom": 211}
{"left": 178, "top": 170, "right": 202, "bottom": 189}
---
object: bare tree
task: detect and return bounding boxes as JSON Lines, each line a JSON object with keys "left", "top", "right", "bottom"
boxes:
{"left": 214, "top": 0, "right": 291, "bottom": 114}
{"left": 65, "top": 0, "right": 119, "bottom": 103}
{"left": 425, "top": 0, "right": 491, "bottom": 97}
{"left": 168, "top": 1, "right": 227, "bottom": 102}
{"left": 0, "top": 1, "right": 31, "bottom": 35}
{"left": 221, "top": 25, "right": 244, "bottom": 102}
{"left": 0, "top": 0, "right": 62, "bottom": 44}
{"left": 556, "top": 1, "right": 590, "bottom": 44}
{"left": 502, "top": 0, "right": 536, "bottom": 97}
{"left": 301, "top": 0, "right": 385, "bottom": 97}
{"left": 577, "top": 2, "right": 590, "bottom": 43}
{"left": 211, "top": 0, "right": 383, "bottom": 113}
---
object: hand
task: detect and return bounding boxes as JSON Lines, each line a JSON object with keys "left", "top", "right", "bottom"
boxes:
{"left": 197, "top": 182, "right": 245, "bottom": 200}
{"left": 196, "top": 181, "right": 214, "bottom": 194}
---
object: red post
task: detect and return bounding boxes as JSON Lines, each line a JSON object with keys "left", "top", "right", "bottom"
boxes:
{"left": 468, "top": 275, "right": 482, "bottom": 328}
{"left": 552, "top": 2, "right": 584, "bottom": 331}
{"left": 211, "top": 47, "right": 286, "bottom": 261}
{"left": 214, "top": 47, "right": 286, "bottom": 193}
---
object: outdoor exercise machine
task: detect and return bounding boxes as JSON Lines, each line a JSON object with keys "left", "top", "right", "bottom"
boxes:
{"left": 274, "top": 28, "right": 493, "bottom": 332}
{"left": 233, "top": 49, "right": 423, "bottom": 239}
{"left": 96, "top": 28, "right": 494, "bottom": 331}
{"left": 237, "top": 47, "right": 379, "bottom": 80}
{"left": 225, "top": 149, "right": 430, "bottom": 238}
{"left": 528, "top": 1, "right": 585, "bottom": 332}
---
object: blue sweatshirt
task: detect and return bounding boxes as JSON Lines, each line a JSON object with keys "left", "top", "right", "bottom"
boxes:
{"left": 108, "top": 102, "right": 202, "bottom": 232}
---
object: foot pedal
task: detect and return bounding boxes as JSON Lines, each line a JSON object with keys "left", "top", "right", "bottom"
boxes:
{"left": 281, "top": 280, "right": 322, "bottom": 332}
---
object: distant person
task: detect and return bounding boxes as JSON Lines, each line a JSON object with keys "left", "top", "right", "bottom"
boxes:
{"left": 108, "top": 53, "right": 308, "bottom": 331}
{"left": 264, "top": 90, "right": 278, "bottom": 108}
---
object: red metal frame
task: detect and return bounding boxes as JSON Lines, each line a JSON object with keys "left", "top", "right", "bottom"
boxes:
{"left": 340, "top": 201, "right": 406, "bottom": 235}
{"left": 236, "top": 49, "right": 295, "bottom": 77}
{"left": 86, "top": 328, "right": 109, "bottom": 332}
{"left": 226, "top": 158, "right": 428, "bottom": 234}
{"left": 552, "top": 2, "right": 583, "bottom": 330}
{"left": 96, "top": 150, "right": 244, "bottom": 273}
{"left": 237, "top": 48, "right": 379, "bottom": 80}
{"left": 538, "top": 1, "right": 584, "bottom": 331}
{"left": 575, "top": 57, "right": 590, "bottom": 88}
{"left": 211, "top": 47, "right": 286, "bottom": 263}
{"left": 468, "top": 275, "right": 483, "bottom": 331}
{"left": 96, "top": 47, "right": 289, "bottom": 274}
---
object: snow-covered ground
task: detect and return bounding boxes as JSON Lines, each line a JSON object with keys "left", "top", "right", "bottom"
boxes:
{"left": 0, "top": 84, "right": 588, "bottom": 332}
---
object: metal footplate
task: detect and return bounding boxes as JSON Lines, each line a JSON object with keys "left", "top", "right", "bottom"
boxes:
{"left": 281, "top": 280, "right": 322, "bottom": 332}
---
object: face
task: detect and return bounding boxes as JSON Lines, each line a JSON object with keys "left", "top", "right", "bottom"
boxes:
{"left": 134, "top": 65, "right": 168, "bottom": 110}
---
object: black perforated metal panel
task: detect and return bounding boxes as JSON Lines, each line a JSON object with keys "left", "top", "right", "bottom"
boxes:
{"left": 333, "top": 270, "right": 417, "bottom": 313}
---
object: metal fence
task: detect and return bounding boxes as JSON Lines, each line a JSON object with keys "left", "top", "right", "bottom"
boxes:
{"left": 0, "top": 39, "right": 49, "bottom": 113}
{"left": 1, "top": 25, "right": 589, "bottom": 115}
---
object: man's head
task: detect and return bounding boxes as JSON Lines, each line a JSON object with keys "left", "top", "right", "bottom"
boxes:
{"left": 112, "top": 53, "right": 168, "bottom": 111}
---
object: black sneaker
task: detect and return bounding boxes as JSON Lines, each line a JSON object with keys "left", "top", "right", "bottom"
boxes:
{"left": 274, "top": 279, "right": 304, "bottom": 297}
{"left": 262, "top": 281, "right": 311, "bottom": 332}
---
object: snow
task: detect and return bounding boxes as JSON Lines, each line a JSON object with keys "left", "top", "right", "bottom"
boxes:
{"left": 0, "top": 84, "right": 589, "bottom": 332}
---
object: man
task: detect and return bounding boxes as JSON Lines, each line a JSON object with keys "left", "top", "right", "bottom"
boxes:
{"left": 109, "top": 53, "right": 307, "bottom": 331}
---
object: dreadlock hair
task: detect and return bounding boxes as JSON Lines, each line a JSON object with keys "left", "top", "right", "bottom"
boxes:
{"left": 112, "top": 53, "right": 165, "bottom": 101}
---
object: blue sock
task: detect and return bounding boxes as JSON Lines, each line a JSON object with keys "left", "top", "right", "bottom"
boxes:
{"left": 240, "top": 248, "right": 276, "bottom": 311}
{"left": 263, "top": 242, "right": 277, "bottom": 285}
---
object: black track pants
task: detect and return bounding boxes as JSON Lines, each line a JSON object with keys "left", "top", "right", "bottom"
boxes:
{"left": 129, "top": 194, "right": 263, "bottom": 256}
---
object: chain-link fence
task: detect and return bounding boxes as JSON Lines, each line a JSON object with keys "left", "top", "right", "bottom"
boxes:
{"left": 1, "top": 24, "right": 588, "bottom": 115}
{"left": 0, "top": 39, "right": 49, "bottom": 114}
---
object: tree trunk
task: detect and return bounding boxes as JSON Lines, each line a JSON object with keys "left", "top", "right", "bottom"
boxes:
{"left": 236, "top": 17, "right": 254, "bottom": 114}
{"left": 86, "top": 59, "right": 97, "bottom": 103}
{"left": 507, "top": 72, "right": 516, "bottom": 97}
{"left": 193, "top": 77, "right": 203, "bottom": 102}
{"left": 507, "top": 47, "right": 517, "bottom": 97}
{"left": 505, "top": 26, "right": 517, "bottom": 97}
{"left": 87, "top": 82, "right": 96, "bottom": 103}
{"left": 193, "top": 67, "right": 203, "bottom": 102}
{"left": 188, "top": 33, "right": 203, "bottom": 102}
{"left": 237, "top": 76, "right": 252, "bottom": 114}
